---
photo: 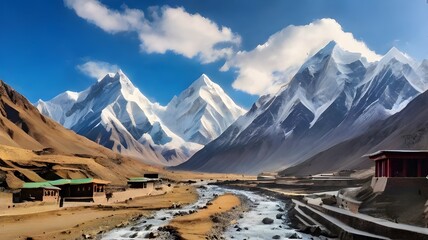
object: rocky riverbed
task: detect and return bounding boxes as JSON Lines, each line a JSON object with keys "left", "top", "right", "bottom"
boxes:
{"left": 100, "top": 184, "right": 322, "bottom": 239}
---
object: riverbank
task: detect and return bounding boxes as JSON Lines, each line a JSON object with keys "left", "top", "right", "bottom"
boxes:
{"left": 0, "top": 184, "right": 198, "bottom": 240}
{"left": 169, "top": 193, "right": 243, "bottom": 239}
{"left": 102, "top": 184, "right": 307, "bottom": 240}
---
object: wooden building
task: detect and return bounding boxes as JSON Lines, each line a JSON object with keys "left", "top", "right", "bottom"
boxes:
{"left": 19, "top": 182, "right": 60, "bottom": 203}
{"left": 19, "top": 178, "right": 110, "bottom": 203}
{"left": 127, "top": 177, "right": 157, "bottom": 190}
{"left": 367, "top": 150, "right": 428, "bottom": 177}
{"left": 47, "top": 178, "right": 110, "bottom": 202}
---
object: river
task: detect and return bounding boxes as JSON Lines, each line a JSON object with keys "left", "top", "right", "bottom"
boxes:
{"left": 101, "top": 184, "right": 318, "bottom": 239}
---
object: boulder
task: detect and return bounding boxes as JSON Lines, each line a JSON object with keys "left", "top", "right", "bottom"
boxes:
{"left": 262, "top": 217, "right": 274, "bottom": 224}
{"left": 272, "top": 235, "right": 281, "bottom": 239}
{"left": 286, "top": 232, "right": 302, "bottom": 239}
{"left": 211, "top": 216, "right": 220, "bottom": 223}
{"left": 144, "top": 232, "right": 159, "bottom": 239}
{"left": 276, "top": 213, "right": 283, "bottom": 219}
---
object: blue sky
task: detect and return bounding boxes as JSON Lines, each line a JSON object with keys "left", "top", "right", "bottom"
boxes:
{"left": 0, "top": 0, "right": 427, "bottom": 108}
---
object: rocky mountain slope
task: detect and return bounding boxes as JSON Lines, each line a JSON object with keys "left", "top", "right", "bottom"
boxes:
{"left": 176, "top": 41, "right": 428, "bottom": 174}
{"left": 160, "top": 74, "right": 245, "bottom": 145}
{"left": 37, "top": 72, "right": 244, "bottom": 166}
{"left": 280, "top": 85, "right": 428, "bottom": 176}
{"left": 0, "top": 79, "right": 160, "bottom": 187}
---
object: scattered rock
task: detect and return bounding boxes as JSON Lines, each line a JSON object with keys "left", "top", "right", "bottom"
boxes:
{"left": 262, "top": 217, "right": 274, "bottom": 224}
{"left": 81, "top": 234, "right": 92, "bottom": 239}
{"left": 144, "top": 232, "right": 159, "bottom": 238}
{"left": 130, "top": 226, "right": 142, "bottom": 231}
{"left": 211, "top": 216, "right": 220, "bottom": 223}
{"left": 129, "top": 232, "right": 138, "bottom": 238}
{"left": 143, "top": 224, "right": 153, "bottom": 231}
{"left": 276, "top": 213, "right": 283, "bottom": 219}
{"left": 285, "top": 232, "right": 302, "bottom": 239}
{"left": 277, "top": 207, "right": 285, "bottom": 212}
{"left": 272, "top": 235, "right": 281, "bottom": 239}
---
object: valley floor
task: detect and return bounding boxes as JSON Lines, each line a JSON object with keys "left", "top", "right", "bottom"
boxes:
{"left": 0, "top": 184, "right": 197, "bottom": 240}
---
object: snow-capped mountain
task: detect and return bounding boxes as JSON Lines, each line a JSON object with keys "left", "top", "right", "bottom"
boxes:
{"left": 36, "top": 71, "right": 244, "bottom": 166}
{"left": 160, "top": 74, "right": 245, "bottom": 145}
{"left": 176, "top": 41, "right": 428, "bottom": 174}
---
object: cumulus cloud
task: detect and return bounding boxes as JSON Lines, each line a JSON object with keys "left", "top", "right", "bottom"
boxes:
{"left": 64, "top": 0, "right": 240, "bottom": 63}
{"left": 222, "top": 18, "right": 382, "bottom": 95}
{"left": 77, "top": 61, "right": 119, "bottom": 80}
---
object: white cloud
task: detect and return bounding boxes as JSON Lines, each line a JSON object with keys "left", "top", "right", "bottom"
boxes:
{"left": 77, "top": 61, "right": 119, "bottom": 80}
{"left": 64, "top": 0, "right": 144, "bottom": 33}
{"left": 222, "top": 18, "right": 382, "bottom": 95}
{"left": 64, "top": 0, "right": 240, "bottom": 63}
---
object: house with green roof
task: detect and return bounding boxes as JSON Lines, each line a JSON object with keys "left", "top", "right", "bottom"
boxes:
{"left": 127, "top": 176, "right": 160, "bottom": 191}
{"left": 18, "top": 182, "right": 61, "bottom": 203}
{"left": 18, "top": 178, "right": 111, "bottom": 203}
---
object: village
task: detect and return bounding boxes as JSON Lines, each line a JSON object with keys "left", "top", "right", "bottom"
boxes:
{"left": 1, "top": 149, "right": 428, "bottom": 239}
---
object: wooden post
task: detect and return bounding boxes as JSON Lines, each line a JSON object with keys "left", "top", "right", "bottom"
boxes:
{"left": 403, "top": 160, "right": 408, "bottom": 177}
{"left": 387, "top": 159, "right": 391, "bottom": 177}
{"left": 384, "top": 160, "right": 387, "bottom": 177}
{"left": 418, "top": 159, "right": 422, "bottom": 177}
{"left": 375, "top": 161, "right": 378, "bottom": 177}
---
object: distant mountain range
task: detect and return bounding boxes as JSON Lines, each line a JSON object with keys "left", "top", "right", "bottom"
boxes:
{"left": 0, "top": 80, "right": 117, "bottom": 158}
{"left": 36, "top": 72, "right": 245, "bottom": 166}
{"left": 176, "top": 41, "right": 428, "bottom": 174}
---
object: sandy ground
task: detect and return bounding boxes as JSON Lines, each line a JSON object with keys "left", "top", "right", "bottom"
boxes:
{"left": 169, "top": 193, "right": 241, "bottom": 240}
{"left": 0, "top": 184, "right": 197, "bottom": 240}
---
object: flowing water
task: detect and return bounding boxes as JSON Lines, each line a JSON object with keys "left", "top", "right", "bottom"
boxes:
{"left": 101, "top": 184, "right": 316, "bottom": 240}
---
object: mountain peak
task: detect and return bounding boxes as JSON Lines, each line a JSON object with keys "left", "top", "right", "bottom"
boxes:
{"left": 163, "top": 74, "right": 245, "bottom": 145}
{"left": 114, "top": 69, "right": 126, "bottom": 78}
{"left": 313, "top": 41, "right": 362, "bottom": 65}
{"left": 319, "top": 41, "right": 338, "bottom": 54}
{"left": 191, "top": 74, "right": 214, "bottom": 89}
{"left": 381, "top": 47, "right": 411, "bottom": 65}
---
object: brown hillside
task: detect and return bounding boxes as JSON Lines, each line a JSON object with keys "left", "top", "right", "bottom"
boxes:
{"left": 0, "top": 80, "right": 159, "bottom": 187}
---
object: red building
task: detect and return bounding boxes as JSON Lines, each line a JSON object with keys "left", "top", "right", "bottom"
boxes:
{"left": 367, "top": 150, "right": 428, "bottom": 177}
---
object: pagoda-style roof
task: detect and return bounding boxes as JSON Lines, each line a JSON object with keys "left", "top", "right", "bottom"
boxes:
{"left": 364, "top": 150, "right": 428, "bottom": 161}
